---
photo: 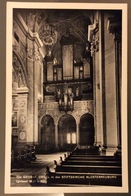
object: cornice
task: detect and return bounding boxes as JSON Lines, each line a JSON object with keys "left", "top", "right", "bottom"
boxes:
{"left": 17, "top": 87, "right": 29, "bottom": 94}
{"left": 88, "top": 20, "right": 99, "bottom": 56}
{"left": 88, "top": 20, "right": 99, "bottom": 43}
{"left": 107, "top": 17, "right": 121, "bottom": 34}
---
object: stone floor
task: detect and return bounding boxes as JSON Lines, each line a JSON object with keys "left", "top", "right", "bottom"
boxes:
{"left": 11, "top": 152, "right": 66, "bottom": 187}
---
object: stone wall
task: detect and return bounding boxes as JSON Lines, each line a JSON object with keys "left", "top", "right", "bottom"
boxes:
{"left": 38, "top": 100, "right": 94, "bottom": 125}
{"left": 104, "top": 12, "right": 117, "bottom": 149}
{"left": 12, "top": 13, "right": 45, "bottom": 147}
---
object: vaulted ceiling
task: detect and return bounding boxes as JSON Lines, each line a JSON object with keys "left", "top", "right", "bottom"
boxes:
{"left": 14, "top": 9, "right": 93, "bottom": 59}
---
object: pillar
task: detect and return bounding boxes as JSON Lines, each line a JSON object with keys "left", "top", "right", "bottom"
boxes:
{"left": 17, "top": 88, "right": 29, "bottom": 145}
{"left": 76, "top": 123, "right": 79, "bottom": 146}
{"left": 55, "top": 123, "right": 58, "bottom": 149}
{"left": 106, "top": 14, "right": 122, "bottom": 156}
{"left": 88, "top": 12, "right": 103, "bottom": 147}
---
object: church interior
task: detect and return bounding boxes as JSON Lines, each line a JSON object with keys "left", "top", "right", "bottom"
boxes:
{"left": 11, "top": 8, "right": 122, "bottom": 186}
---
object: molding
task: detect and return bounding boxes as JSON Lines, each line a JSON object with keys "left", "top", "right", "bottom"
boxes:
{"left": 107, "top": 17, "right": 121, "bottom": 34}
{"left": 38, "top": 100, "right": 94, "bottom": 126}
{"left": 88, "top": 20, "right": 98, "bottom": 42}
{"left": 15, "top": 13, "right": 45, "bottom": 58}
{"left": 17, "top": 87, "right": 29, "bottom": 94}
{"left": 88, "top": 20, "right": 99, "bottom": 56}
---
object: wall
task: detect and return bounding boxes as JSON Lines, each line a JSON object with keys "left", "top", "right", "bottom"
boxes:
{"left": 92, "top": 11, "right": 118, "bottom": 154}
{"left": 12, "top": 13, "right": 45, "bottom": 147}
{"left": 103, "top": 12, "right": 117, "bottom": 152}
{"left": 38, "top": 100, "right": 94, "bottom": 149}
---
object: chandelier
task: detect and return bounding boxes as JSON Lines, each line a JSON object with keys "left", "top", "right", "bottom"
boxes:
{"left": 40, "top": 23, "right": 58, "bottom": 46}
{"left": 56, "top": 84, "right": 74, "bottom": 112}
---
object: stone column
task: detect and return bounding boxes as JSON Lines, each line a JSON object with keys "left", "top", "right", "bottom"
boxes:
{"left": 114, "top": 27, "right": 122, "bottom": 156}
{"left": 26, "top": 40, "right": 43, "bottom": 145}
{"left": 26, "top": 39, "right": 34, "bottom": 144}
{"left": 17, "top": 89, "right": 29, "bottom": 145}
{"left": 88, "top": 12, "right": 103, "bottom": 147}
{"left": 32, "top": 43, "right": 40, "bottom": 145}
{"left": 96, "top": 12, "right": 104, "bottom": 147}
{"left": 55, "top": 123, "right": 58, "bottom": 149}
{"left": 106, "top": 14, "right": 122, "bottom": 156}
{"left": 76, "top": 123, "right": 79, "bottom": 146}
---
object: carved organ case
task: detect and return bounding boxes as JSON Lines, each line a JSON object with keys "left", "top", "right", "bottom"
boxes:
{"left": 44, "top": 35, "right": 93, "bottom": 101}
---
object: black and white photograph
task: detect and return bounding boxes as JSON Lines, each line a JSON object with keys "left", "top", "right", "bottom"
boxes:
{"left": 5, "top": 2, "right": 128, "bottom": 194}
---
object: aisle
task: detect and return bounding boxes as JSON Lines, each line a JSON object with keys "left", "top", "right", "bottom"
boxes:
{"left": 11, "top": 152, "right": 66, "bottom": 187}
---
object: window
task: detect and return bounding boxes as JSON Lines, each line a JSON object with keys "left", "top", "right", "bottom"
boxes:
{"left": 67, "top": 132, "right": 76, "bottom": 144}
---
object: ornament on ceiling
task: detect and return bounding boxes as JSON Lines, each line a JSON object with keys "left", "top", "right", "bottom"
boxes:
{"left": 39, "top": 23, "right": 58, "bottom": 46}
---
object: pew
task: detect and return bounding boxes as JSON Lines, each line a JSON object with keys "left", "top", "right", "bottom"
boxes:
{"left": 11, "top": 145, "right": 37, "bottom": 169}
{"left": 61, "top": 160, "right": 121, "bottom": 166}
{"left": 55, "top": 164, "right": 121, "bottom": 174}
{"left": 46, "top": 146, "right": 122, "bottom": 186}
{"left": 67, "top": 155, "right": 121, "bottom": 162}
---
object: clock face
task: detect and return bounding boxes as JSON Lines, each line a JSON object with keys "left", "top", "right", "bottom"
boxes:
{"left": 19, "top": 131, "right": 25, "bottom": 140}
{"left": 19, "top": 114, "right": 26, "bottom": 123}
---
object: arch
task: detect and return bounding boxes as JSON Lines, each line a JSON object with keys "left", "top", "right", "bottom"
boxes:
{"left": 12, "top": 66, "right": 18, "bottom": 90}
{"left": 79, "top": 113, "right": 94, "bottom": 146}
{"left": 58, "top": 114, "right": 77, "bottom": 151}
{"left": 56, "top": 112, "right": 78, "bottom": 125}
{"left": 13, "top": 51, "right": 28, "bottom": 87}
{"left": 39, "top": 114, "right": 54, "bottom": 127}
{"left": 40, "top": 115, "right": 55, "bottom": 153}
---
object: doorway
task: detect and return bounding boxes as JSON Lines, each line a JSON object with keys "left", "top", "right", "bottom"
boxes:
{"left": 58, "top": 114, "right": 76, "bottom": 151}
{"left": 41, "top": 115, "right": 55, "bottom": 153}
{"left": 79, "top": 113, "right": 94, "bottom": 146}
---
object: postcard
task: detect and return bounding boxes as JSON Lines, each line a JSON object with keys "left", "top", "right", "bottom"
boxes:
{"left": 5, "top": 2, "right": 128, "bottom": 194}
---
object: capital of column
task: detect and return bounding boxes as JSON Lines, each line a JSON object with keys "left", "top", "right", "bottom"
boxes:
{"left": 54, "top": 123, "right": 58, "bottom": 127}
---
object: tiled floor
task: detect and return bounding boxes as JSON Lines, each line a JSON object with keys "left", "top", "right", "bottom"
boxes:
{"left": 11, "top": 152, "right": 66, "bottom": 187}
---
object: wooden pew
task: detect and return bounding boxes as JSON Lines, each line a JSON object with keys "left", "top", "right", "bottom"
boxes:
{"left": 11, "top": 145, "right": 37, "bottom": 169}
{"left": 67, "top": 155, "right": 121, "bottom": 162}
{"left": 55, "top": 164, "right": 121, "bottom": 174}
{"left": 46, "top": 147, "right": 122, "bottom": 186}
{"left": 61, "top": 160, "right": 121, "bottom": 166}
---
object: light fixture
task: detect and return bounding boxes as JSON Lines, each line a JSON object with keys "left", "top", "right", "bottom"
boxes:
{"left": 41, "top": 23, "right": 58, "bottom": 46}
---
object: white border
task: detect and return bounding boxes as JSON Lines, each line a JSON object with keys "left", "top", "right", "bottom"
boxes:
{"left": 5, "top": 2, "right": 128, "bottom": 194}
